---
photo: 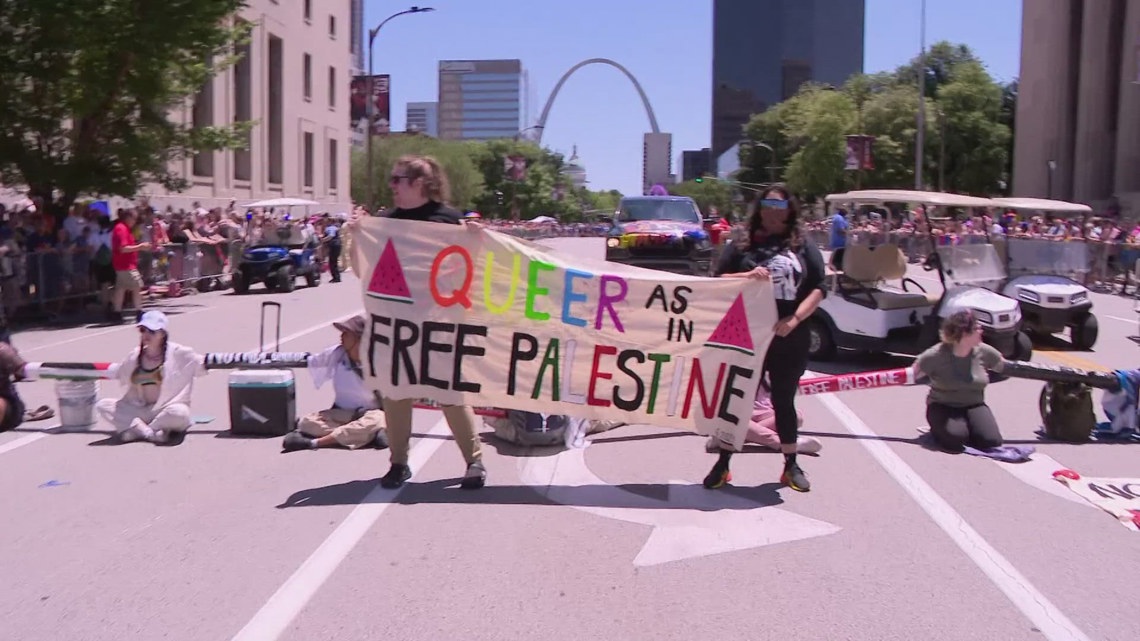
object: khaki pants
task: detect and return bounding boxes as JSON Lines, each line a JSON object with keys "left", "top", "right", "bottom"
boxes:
{"left": 382, "top": 398, "right": 481, "bottom": 466}
{"left": 298, "top": 407, "right": 385, "bottom": 449}
{"left": 113, "top": 268, "right": 143, "bottom": 311}
{"left": 96, "top": 398, "right": 192, "bottom": 435}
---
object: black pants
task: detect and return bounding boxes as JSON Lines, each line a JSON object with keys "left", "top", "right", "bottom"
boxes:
{"left": 926, "top": 402, "right": 1002, "bottom": 451}
{"left": 327, "top": 243, "right": 341, "bottom": 282}
{"left": 764, "top": 325, "right": 811, "bottom": 445}
{"left": 0, "top": 390, "right": 25, "bottom": 433}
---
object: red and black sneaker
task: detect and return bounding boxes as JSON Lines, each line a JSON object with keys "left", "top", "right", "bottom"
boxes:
{"left": 780, "top": 462, "right": 811, "bottom": 492}
{"left": 703, "top": 458, "right": 732, "bottom": 489}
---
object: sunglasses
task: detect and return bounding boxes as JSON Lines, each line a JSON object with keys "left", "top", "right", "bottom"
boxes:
{"left": 389, "top": 174, "right": 411, "bottom": 185}
{"left": 760, "top": 198, "right": 788, "bottom": 210}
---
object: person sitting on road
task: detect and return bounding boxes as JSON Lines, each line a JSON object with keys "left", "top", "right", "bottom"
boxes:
{"left": 914, "top": 310, "right": 1005, "bottom": 452}
{"left": 0, "top": 329, "right": 27, "bottom": 433}
{"left": 707, "top": 373, "right": 822, "bottom": 455}
{"left": 282, "top": 315, "right": 388, "bottom": 453}
{"left": 96, "top": 311, "right": 207, "bottom": 444}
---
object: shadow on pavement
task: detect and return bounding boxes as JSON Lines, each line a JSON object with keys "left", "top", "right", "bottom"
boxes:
{"left": 808, "top": 351, "right": 915, "bottom": 377}
{"left": 275, "top": 476, "right": 786, "bottom": 512}
{"left": 10, "top": 301, "right": 207, "bottom": 335}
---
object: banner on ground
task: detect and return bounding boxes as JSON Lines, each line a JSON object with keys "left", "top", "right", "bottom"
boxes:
{"left": 352, "top": 218, "right": 778, "bottom": 449}
{"left": 1055, "top": 475, "right": 1140, "bottom": 532}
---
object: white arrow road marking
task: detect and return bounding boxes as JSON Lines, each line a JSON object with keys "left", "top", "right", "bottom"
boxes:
{"left": 516, "top": 446, "right": 842, "bottom": 567}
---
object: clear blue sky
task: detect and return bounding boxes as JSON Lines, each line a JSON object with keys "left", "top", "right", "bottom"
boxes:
{"left": 364, "top": 0, "right": 1022, "bottom": 196}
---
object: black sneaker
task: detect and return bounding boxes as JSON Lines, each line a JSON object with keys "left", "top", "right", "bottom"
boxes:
{"left": 703, "top": 457, "right": 732, "bottom": 489}
{"left": 282, "top": 431, "right": 314, "bottom": 453}
{"left": 459, "top": 461, "right": 486, "bottom": 489}
{"left": 372, "top": 430, "right": 389, "bottom": 450}
{"left": 380, "top": 463, "right": 411, "bottom": 489}
{"left": 780, "top": 461, "right": 811, "bottom": 492}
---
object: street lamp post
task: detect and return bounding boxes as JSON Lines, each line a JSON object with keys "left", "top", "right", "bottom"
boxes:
{"left": 366, "top": 6, "right": 435, "bottom": 212}
{"left": 915, "top": 0, "right": 927, "bottom": 190}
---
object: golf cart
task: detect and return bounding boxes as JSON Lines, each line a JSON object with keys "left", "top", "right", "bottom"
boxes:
{"left": 990, "top": 197, "right": 1098, "bottom": 350}
{"left": 233, "top": 223, "right": 320, "bottom": 294}
{"left": 807, "top": 190, "right": 1032, "bottom": 362}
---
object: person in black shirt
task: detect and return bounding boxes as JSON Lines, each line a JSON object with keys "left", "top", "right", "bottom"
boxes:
{"left": 705, "top": 186, "right": 826, "bottom": 492}
{"left": 350, "top": 155, "right": 486, "bottom": 490}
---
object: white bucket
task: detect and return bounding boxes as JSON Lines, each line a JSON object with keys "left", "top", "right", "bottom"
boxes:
{"left": 55, "top": 380, "right": 99, "bottom": 429}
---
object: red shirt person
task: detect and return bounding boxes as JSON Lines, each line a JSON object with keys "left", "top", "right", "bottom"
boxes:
{"left": 109, "top": 209, "right": 151, "bottom": 322}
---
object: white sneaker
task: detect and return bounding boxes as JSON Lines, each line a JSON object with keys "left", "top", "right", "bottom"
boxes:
{"left": 797, "top": 436, "right": 823, "bottom": 454}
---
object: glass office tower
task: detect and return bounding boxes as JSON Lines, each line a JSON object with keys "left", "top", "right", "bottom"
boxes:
{"left": 711, "top": 0, "right": 866, "bottom": 168}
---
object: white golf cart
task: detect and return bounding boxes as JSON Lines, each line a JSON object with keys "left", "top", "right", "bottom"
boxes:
{"left": 990, "top": 197, "right": 1098, "bottom": 350}
{"left": 808, "top": 189, "right": 1032, "bottom": 362}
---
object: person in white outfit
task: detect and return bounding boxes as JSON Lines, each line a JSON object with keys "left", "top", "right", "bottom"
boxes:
{"left": 281, "top": 315, "right": 387, "bottom": 452}
{"left": 97, "top": 310, "right": 207, "bottom": 444}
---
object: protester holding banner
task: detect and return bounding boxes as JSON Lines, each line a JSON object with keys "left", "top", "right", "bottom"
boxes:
{"left": 96, "top": 311, "right": 207, "bottom": 444}
{"left": 705, "top": 186, "right": 826, "bottom": 492}
{"left": 350, "top": 155, "right": 486, "bottom": 490}
{"left": 913, "top": 311, "right": 1005, "bottom": 452}
{"left": 281, "top": 315, "right": 389, "bottom": 453}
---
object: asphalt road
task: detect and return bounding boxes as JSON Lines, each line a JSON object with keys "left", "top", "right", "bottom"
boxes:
{"left": 1, "top": 238, "right": 1137, "bottom": 641}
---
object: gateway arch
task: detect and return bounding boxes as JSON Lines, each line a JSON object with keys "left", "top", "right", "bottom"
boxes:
{"left": 534, "top": 58, "right": 670, "bottom": 192}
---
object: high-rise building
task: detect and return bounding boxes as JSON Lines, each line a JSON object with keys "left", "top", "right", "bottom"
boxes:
{"left": 144, "top": 0, "right": 354, "bottom": 211}
{"left": 711, "top": 0, "right": 866, "bottom": 168}
{"left": 438, "top": 59, "right": 525, "bottom": 140}
{"left": 406, "top": 102, "right": 439, "bottom": 137}
{"left": 681, "top": 149, "right": 712, "bottom": 182}
{"left": 1013, "top": 0, "right": 1140, "bottom": 213}
{"left": 643, "top": 133, "right": 673, "bottom": 193}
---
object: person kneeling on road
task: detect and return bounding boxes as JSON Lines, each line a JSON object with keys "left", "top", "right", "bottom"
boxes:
{"left": 97, "top": 311, "right": 207, "bottom": 444}
{"left": 0, "top": 332, "right": 28, "bottom": 433}
{"left": 282, "top": 315, "right": 388, "bottom": 452}
{"left": 914, "top": 310, "right": 1005, "bottom": 452}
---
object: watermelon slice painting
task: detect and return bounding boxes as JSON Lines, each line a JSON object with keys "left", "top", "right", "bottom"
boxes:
{"left": 367, "top": 239, "right": 414, "bottom": 304}
{"left": 705, "top": 293, "right": 755, "bottom": 356}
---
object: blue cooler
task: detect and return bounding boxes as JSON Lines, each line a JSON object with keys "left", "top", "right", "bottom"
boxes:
{"left": 228, "top": 370, "right": 296, "bottom": 436}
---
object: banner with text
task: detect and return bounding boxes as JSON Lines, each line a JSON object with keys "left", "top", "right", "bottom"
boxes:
{"left": 1056, "top": 475, "right": 1140, "bottom": 532}
{"left": 352, "top": 219, "right": 778, "bottom": 448}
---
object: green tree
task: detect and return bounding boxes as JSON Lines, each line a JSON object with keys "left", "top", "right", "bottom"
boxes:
{"left": 350, "top": 135, "right": 484, "bottom": 210}
{"left": 859, "top": 85, "right": 936, "bottom": 189}
{"left": 998, "top": 79, "right": 1018, "bottom": 193}
{"left": 0, "top": 0, "right": 253, "bottom": 217}
{"left": 782, "top": 87, "right": 857, "bottom": 199}
{"left": 935, "top": 60, "right": 1010, "bottom": 195}
{"left": 738, "top": 100, "right": 793, "bottom": 186}
{"left": 896, "top": 41, "right": 981, "bottom": 98}
{"left": 668, "top": 179, "right": 734, "bottom": 213}
{"left": 466, "top": 139, "right": 570, "bottom": 220}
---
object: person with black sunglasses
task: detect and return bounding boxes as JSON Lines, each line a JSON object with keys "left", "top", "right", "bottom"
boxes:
{"left": 347, "top": 155, "right": 485, "bottom": 490}
{"left": 704, "top": 186, "right": 826, "bottom": 492}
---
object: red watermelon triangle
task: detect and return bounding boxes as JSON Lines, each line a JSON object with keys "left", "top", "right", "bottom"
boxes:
{"left": 705, "top": 293, "right": 755, "bottom": 356}
{"left": 367, "top": 239, "right": 414, "bottom": 304}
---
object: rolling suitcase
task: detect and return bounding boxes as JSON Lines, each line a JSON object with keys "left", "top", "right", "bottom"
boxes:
{"left": 228, "top": 302, "right": 297, "bottom": 436}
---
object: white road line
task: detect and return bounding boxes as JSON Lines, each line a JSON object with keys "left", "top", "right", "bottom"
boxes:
{"left": 230, "top": 417, "right": 450, "bottom": 641}
{"left": 814, "top": 391, "right": 1092, "bottom": 641}
{"left": 18, "top": 305, "right": 215, "bottom": 354}
{"left": 0, "top": 433, "right": 47, "bottom": 455}
{"left": 0, "top": 312, "right": 356, "bottom": 458}
{"left": 1104, "top": 314, "right": 1134, "bottom": 324}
